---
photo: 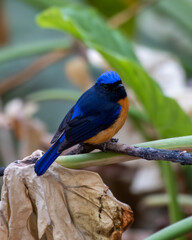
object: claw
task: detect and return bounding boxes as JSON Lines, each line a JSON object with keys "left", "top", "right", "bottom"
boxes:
{"left": 110, "top": 138, "right": 119, "bottom": 143}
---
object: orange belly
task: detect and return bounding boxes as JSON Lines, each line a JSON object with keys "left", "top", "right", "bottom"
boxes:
{"left": 84, "top": 96, "right": 129, "bottom": 144}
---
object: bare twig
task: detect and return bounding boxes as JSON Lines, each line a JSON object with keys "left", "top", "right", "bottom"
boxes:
{"left": 67, "top": 139, "right": 192, "bottom": 165}
{"left": 108, "top": 0, "right": 159, "bottom": 28}
{"left": 0, "top": 1, "right": 8, "bottom": 45}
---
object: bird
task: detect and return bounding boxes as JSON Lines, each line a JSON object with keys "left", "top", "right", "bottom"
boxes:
{"left": 35, "top": 70, "right": 129, "bottom": 176}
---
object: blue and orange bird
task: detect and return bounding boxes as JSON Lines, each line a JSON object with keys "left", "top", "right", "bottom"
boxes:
{"left": 35, "top": 71, "right": 129, "bottom": 176}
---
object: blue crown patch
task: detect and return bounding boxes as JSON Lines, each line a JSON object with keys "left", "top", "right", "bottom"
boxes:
{"left": 96, "top": 71, "right": 121, "bottom": 85}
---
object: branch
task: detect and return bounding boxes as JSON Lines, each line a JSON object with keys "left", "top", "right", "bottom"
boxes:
{"left": 1, "top": 137, "right": 192, "bottom": 177}
{"left": 0, "top": 50, "right": 68, "bottom": 96}
{"left": 0, "top": 1, "right": 8, "bottom": 45}
{"left": 66, "top": 139, "right": 192, "bottom": 165}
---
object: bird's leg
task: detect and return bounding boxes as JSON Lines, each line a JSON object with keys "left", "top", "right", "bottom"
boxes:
{"left": 79, "top": 143, "right": 96, "bottom": 153}
{"left": 101, "top": 138, "right": 119, "bottom": 152}
{"left": 102, "top": 142, "right": 107, "bottom": 152}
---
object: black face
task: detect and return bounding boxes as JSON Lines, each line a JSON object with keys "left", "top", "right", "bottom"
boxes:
{"left": 102, "top": 80, "right": 122, "bottom": 91}
{"left": 96, "top": 80, "right": 127, "bottom": 102}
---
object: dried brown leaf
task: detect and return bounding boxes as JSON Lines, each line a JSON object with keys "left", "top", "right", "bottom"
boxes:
{"left": 0, "top": 150, "right": 133, "bottom": 240}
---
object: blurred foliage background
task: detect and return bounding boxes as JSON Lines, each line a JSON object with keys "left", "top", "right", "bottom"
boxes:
{"left": 0, "top": 0, "right": 192, "bottom": 239}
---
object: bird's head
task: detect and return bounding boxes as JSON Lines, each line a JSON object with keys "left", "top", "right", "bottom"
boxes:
{"left": 95, "top": 71, "right": 127, "bottom": 102}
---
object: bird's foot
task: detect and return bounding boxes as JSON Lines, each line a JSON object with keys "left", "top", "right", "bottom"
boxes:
{"left": 101, "top": 138, "right": 119, "bottom": 152}
{"left": 110, "top": 138, "right": 119, "bottom": 143}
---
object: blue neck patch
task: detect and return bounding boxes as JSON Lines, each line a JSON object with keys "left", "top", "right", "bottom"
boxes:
{"left": 96, "top": 71, "right": 121, "bottom": 85}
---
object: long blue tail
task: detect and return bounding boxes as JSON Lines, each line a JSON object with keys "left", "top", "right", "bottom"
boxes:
{"left": 35, "top": 140, "right": 61, "bottom": 176}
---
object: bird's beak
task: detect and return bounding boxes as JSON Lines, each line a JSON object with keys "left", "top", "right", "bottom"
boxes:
{"left": 117, "top": 83, "right": 124, "bottom": 89}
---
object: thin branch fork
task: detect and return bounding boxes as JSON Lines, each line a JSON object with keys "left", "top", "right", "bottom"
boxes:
{"left": 0, "top": 139, "right": 192, "bottom": 177}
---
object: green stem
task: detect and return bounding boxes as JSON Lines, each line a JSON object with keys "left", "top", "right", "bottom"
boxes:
{"left": 145, "top": 216, "right": 192, "bottom": 240}
{"left": 56, "top": 135, "right": 192, "bottom": 168}
{"left": 0, "top": 38, "right": 71, "bottom": 63}
{"left": 57, "top": 152, "right": 123, "bottom": 168}
{"left": 160, "top": 162, "right": 183, "bottom": 223}
{"left": 160, "top": 162, "right": 186, "bottom": 240}
{"left": 137, "top": 136, "right": 192, "bottom": 150}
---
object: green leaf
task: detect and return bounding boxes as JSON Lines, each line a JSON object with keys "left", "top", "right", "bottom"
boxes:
{"left": 37, "top": 5, "right": 192, "bottom": 138}
{"left": 37, "top": 7, "right": 138, "bottom": 63}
